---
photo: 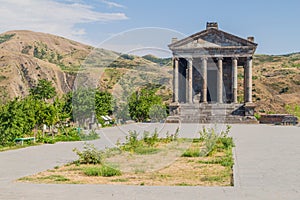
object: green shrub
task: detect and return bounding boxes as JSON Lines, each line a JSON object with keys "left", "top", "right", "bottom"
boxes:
{"left": 254, "top": 113, "right": 261, "bottom": 120}
{"left": 142, "top": 129, "right": 159, "bottom": 147}
{"left": 83, "top": 165, "right": 121, "bottom": 177}
{"left": 182, "top": 148, "right": 201, "bottom": 157}
{"left": 0, "top": 34, "right": 15, "bottom": 44}
{"left": 182, "top": 125, "right": 234, "bottom": 157}
{"left": 73, "top": 143, "right": 103, "bottom": 164}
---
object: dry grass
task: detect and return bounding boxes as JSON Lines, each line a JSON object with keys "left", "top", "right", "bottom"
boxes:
{"left": 18, "top": 140, "right": 233, "bottom": 186}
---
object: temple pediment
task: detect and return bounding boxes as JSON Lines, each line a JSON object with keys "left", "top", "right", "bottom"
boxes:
{"left": 169, "top": 26, "right": 257, "bottom": 51}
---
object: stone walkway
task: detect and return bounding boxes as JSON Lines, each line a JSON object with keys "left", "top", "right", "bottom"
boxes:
{"left": 0, "top": 124, "right": 299, "bottom": 199}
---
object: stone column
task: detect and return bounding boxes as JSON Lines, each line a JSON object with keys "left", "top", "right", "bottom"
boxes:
{"left": 187, "top": 58, "right": 193, "bottom": 103}
{"left": 243, "top": 65, "right": 247, "bottom": 102}
{"left": 186, "top": 66, "right": 189, "bottom": 103}
{"left": 201, "top": 57, "right": 208, "bottom": 103}
{"left": 173, "top": 57, "right": 179, "bottom": 103}
{"left": 232, "top": 57, "right": 238, "bottom": 103}
{"left": 245, "top": 57, "right": 253, "bottom": 103}
{"left": 217, "top": 57, "right": 223, "bottom": 103}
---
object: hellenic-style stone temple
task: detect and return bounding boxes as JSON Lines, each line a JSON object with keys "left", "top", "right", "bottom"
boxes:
{"left": 168, "top": 22, "right": 258, "bottom": 123}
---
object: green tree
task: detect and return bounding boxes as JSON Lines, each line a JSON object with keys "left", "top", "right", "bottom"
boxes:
{"left": 30, "top": 79, "right": 56, "bottom": 100}
{"left": 95, "top": 91, "right": 113, "bottom": 122}
{"left": 0, "top": 97, "right": 37, "bottom": 145}
{"left": 72, "top": 88, "right": 95, "bottom": 127}
{"left": 149, "top": 104, "right": 167, "bottom": 122}
{"left": 115, "top": 102, "right": 131, "bottom": 123}
{"left": 128, "top": 85, "right": 165, "bottom": 122}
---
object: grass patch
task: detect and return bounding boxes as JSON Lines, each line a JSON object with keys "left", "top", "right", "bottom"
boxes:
{"left": 83, "top": 165, "right": 121, "bottom": 177}
{"left": 175, "top": 182, "right": 193, "bottom": 186}
{"left": 38, "top": 175, "right": 70, "bottom": 182}
{"left": 119, "top": 128, "right": 178, "bottom": 155}
{"left": 111, "top": 178, "right": 129, "bottom": 182}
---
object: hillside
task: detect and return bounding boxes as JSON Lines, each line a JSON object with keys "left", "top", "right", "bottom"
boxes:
{"left": 244, "top": 54, "right": 300, "bottom": 113}
{"left": 0, "top": 30, "right": 172, "bottom": 105}
{"left": 0, "top": 30, "right": 299, "bottom": 114}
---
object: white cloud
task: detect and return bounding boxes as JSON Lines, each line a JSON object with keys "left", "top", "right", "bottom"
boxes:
{"left": 0, "top": 0, "right": 128, "bottom": 42}
{"left": 101, "top": 0, "right": 126, "bottom": 9}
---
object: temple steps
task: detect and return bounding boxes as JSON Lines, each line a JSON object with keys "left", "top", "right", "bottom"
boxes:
{"left": 167, "top": 103, "right": 258, "bottom": 124}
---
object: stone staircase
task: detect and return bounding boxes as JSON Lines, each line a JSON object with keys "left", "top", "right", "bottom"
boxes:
{"left": 167, "top": 103, "right": 258, "bottom": 124}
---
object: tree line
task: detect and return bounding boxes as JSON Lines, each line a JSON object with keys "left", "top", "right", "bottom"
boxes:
{"left": 0, "top": 79, "right": 167, "bottom": 146}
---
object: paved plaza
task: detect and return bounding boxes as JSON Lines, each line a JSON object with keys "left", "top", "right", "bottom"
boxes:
{"left": 0, "top": 124, "right": 299, "bottom": 200}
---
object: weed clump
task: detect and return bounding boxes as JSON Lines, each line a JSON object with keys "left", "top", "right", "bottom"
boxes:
{"left": 73, "top": 143, "right": 103, "bottom": 165}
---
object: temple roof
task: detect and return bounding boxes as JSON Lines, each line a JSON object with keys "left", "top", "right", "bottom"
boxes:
{"left": 169, "top": 23, "right": 257, "bottom": 57}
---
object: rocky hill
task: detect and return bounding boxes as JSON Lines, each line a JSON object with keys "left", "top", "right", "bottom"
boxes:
{"left": 244, "top": 54, "right": 300, "bottom": 113}
{"left": 0, "top": 30, "right": 299, "bottom": 114}
{"left": 0, "top": 30, "right": 172, "bottom": 105}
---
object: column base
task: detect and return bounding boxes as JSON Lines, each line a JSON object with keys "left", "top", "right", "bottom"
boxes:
{"left": 244, "top": 102, "right": 256, "bottom": 116}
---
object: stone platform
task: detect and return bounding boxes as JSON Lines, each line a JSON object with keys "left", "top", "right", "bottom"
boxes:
{"left": 167, "top": 103, "right": 258, "bottom": 124}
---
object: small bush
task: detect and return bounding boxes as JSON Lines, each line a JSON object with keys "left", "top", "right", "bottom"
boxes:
{"left": 73, "top": 143, "right": 103, "bottom": 165}
{"left": 182, "top": 148, "right": 200, "bottom": 157}
{"left": 197, "top": 125, "right": 233, "bottom": 156}
{"left": 83, "top": 165, "right": 121, "bottom": 177}
{"left": 142, "top": 129, "right": 159, "bottom": 147}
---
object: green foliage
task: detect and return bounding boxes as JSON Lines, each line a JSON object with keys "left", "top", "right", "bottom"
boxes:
{"left": 182, "top": 147, "right": 201, "bottom": 157}
{"left": 95, "top": 91, "right": 113, "bottom": 124}
{"left": 285, "top": 104, "right": 300, "bottom": 119}
{"left": 182, "top": 125, "right": 233, "bottom": 158}
{"left": 30, "top": 79, "right": 56, "bottom": 100}
{"left": 120, "top": 54, "right": 135, "bottom": 60}
{"left": 39, "top": 175, "right": 70, "bottom": 182}
{"left": 149, "top": 104, "right": 167, "bottom": 122}
{"left": 128, "top": 84, "right": 166, "bottom": 122}
{"left": 21, "top": 45, "right": 32, "bottom": 54}
{"left": 0, "top": 97, "right": 37, "bottom": 145}
{"left": 83, "top": 165, "right": 121, "bottom": 177}
{"left": 142, "top": 55, "right": 171, "bottom": 66}
{"left": 73, "top": 143, "right": 103, "bottom": 165}
{"left": 198, "top": 149, "right": 234, "bottom": 168}
{"left": 119, "top": 129, "right": 177, "bottom": 155}
{"left": 254, "top": 113, "right": 261, "bottom": 120}
{"left": 115, "top": 103, "right": 131, "bottom": 123}
{"left": 0, "top": 34, "right": 15, "bottom": 44}
{"left": 0, "top": 79, "right": 106, "bottom": 146}
{"left": 72, "top": 88, "right": 95, "bottom": 126}
{"left": 0, "top": 75, "right": 7, "bottom": 81}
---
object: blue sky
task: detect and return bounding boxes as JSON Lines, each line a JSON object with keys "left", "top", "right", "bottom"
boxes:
{"left": 1, "top": 0, "right": 300, "bottom": 56}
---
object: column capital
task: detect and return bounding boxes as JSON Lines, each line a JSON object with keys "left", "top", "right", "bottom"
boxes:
{"left": 247, "top": 56, "right": 253, "bottom": 61}
{"left": 201, "top": 57, "right": 208, "bottom": 61}
{"left": 186, "top": 57, "right": 193, "bottom": 62}
{"left": 173, "top": 57, "right": 179, "bottom": 61}
{"left": 217, "top": 57, "right": 223, "bottom": 61}
{"left": 232, "top": 57, "right": 239, "bottom": 61}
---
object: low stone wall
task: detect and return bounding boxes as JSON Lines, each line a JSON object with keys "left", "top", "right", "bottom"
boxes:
{"left": 259, "top": 114, "right": 298, "bottom": 125}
